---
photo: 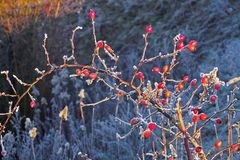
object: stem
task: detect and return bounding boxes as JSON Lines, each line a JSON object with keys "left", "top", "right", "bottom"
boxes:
{"left": 92, "top": 20, "right": 97, "bottom": 46}
{"left": 227, "top": 110, "right": 232, "bottom": 160}
{"left": 141, "top": 33, "right": 149, "bottom": 61}
{"left": 31, "top": 139, "right": 36, "bottom": 160}
{"left": 161, "top": 115, "right": 167, "bottom": 160}
{"left": 59, "top": 119, "right": 62, "bottom": 134}
{"left": 183, "top": 135, "right": 192, "bottom": 160}
{"left": 176, "top": 99, "right": 192, "bottom": 160}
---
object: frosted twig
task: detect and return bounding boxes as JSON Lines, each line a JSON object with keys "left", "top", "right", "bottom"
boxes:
{"left": 91, "top": 20, "right": 97, "bottom": 46}
{"left": 116, "top": 128, "right": 135, "bottom": 140}
{"left": 42, "top": 33, "right": 52, "bottom": 67}
{"left": 227, "top": 76, "right": 240, "bottom": 86}
{"left": 97, "top": 77, "right": 114, "bottom": 90}
{"left": 115, "top": 117, "right": 131, "bottom": 126}
{"left": 35, "top": 68, "right": 45, "bottom": 75}
{"left": 13, "top": 75, "right": 30, "bottom": 86}
{"left": 141, "top": 33, "right": 149, "bottom": 61}
{"left": 97, "top": 54, "right": 109, "bottom": 70}
{"left": 81, "top": 95, "right": 114, "bottom": 107}
{"left": 70, "top": 26, "right": 82, "bottom": 64}
{"left": 0, "top": 92, "right": 17, "bottom": 97}
{"left": 1, "top": 71, "right": 18, "bottom": 97}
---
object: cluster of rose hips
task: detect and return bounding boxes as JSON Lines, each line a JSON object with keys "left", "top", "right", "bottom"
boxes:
{"left": 89, "top": 9, "right": 240, "bottom": 158}
{"left": 130, "top": 117, "right": 156, "bottom": 139}
{"left": 28, "top": 69, "right": 98, "bottom": 109}
{"left": 75, "top": 68, "right": 98, "bottom": 80}
{"left": 132, "top": 64, "right": 235, "bottom": 154}
{"left": 145, "top": 25, "right": 197, "bottom": 53}
{"left": 97, "top": 40, "right": 114, "bottom": 54}
{"left": 177, "top": 35, "right": 197, "bottom": 52}
{"left": 89, "top": 9, "right": 114, "bottom": 54}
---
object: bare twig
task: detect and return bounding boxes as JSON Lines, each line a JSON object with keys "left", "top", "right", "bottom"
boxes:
{"left": 70, "top": 26, "right": 83, "bottom": 64}
{"left": 42, "top": 34, "right": 52, "bottom": 67}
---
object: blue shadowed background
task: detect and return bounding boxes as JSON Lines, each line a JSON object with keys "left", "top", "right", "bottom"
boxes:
{"left": 0, "top": 0, "right": 240, "bottom": 159}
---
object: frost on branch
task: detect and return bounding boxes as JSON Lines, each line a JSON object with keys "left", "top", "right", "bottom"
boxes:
{"left": 0, "top": 8, "right": 239, "bottom": 160}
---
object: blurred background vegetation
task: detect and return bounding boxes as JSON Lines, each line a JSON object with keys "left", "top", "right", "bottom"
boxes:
{"left": 1, "top": 0, "right": 240, "bottom": 120}
{"left": 0, "top": 0, "right": 240, "bottom": 159}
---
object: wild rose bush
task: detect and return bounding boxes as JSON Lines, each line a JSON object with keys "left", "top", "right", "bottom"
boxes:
{"left": 0, "top": 9, "right": 240, "bottom": 160}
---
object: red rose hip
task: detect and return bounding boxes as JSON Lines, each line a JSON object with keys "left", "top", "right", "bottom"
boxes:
{"left": 161, "top": 99, "right": 167, "bottom": 105}
{"left": 195, "top": 146, "right": 202, "bottom": 153}
{"left": 162, "top": 65, "right": 169, "bottom": 73}
{"left": 177, "top": 41, "right": 184, "bottom": 50}
{"left": 30, "top": 101, "right": 36, "bottom": 108}
{"left": 141, "top": 100, "right": 148, "bottom": 106}
{"left": 152, "top": 67, "right": 160, "bottom": 73}
{"left": 148, "top": 122, "right": 156, "bottom": 131}
{"left": 188, "top": 40, "right": 197, "bottom": 52}
{"left": 183, "top": 75, "right": 189, "bottom": 82}
{"left": 89, "top": 73, "right": 97, "bottom": 79}
{"left": 199, "top": 113, "right": 208, "bottom": 121}
{"left": 215, "top": 118, "right": 222, "bottom": 124}
{"left": 88, "top": 9, "right": 96, "bottom": 20}
{"left": 210, "top": 95, "right": 217, "bottom": 102}
{"left": 232, "top": 144, "right": 239, "bottom": 151}
{"left": 146, "top": 25, "right": 152, "bottom": 33}
{"left": 82, "top": 69, "right": 90, "bottom": 76}
{"left": 214, "top": 83, "right": 220, "bottom": 90}
{"left": 137, "top": 72, "right": 144, "bottom": 79}
{"left": 191, "top": 108, "right": 199, "bottom": 115}
{"left": 215, "top": 140, "right": 222, "bottom": 149}
{"left": 130, "top": 118, "right": 138, "bottom": 126}
{"left": 157, "top": 82, "right": 165, "bottom": 89}
{"left": 192, "top": 115, "right": 199, "bottom": 123}
{"left": 177, "top": 83, "right": 184, "bottom": 91}
{"left": 164, "top": 90, "right": 171, "bottom": 99}
{"left": 201, "top": 76, "right": 208, "bottom": 84}
{"left": 75, "top": 69, "right": 82, "bottom": 76}
{"left": 143, "top": 129, "right": 151, "bottom": 139}
{"left": 190, "top": 79, "right": 197, "bottom": 87}
{"left": 179, "top": 35, "right": 185, "bottom": 41}
{"left": 97, "top": 41, "right": 104, "bottom": 48}
{"left": 105, "top": 45, "right": 112, "bottom": 53}
{"left": 188, "top": 45, "right": 196, "bottom": 52}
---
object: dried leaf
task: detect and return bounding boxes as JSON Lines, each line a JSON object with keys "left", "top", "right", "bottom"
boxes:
{"left": 79, "top": 89, "right": 85, "bottom": 99}
{"left": 29, "top": 127, "right": 37, "bottom": 139}
{"left": 59, "top": 106, "right": 68, "bottom": 121}
{"left": 227, "top": 77, "right": 240, "bottom": 86}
